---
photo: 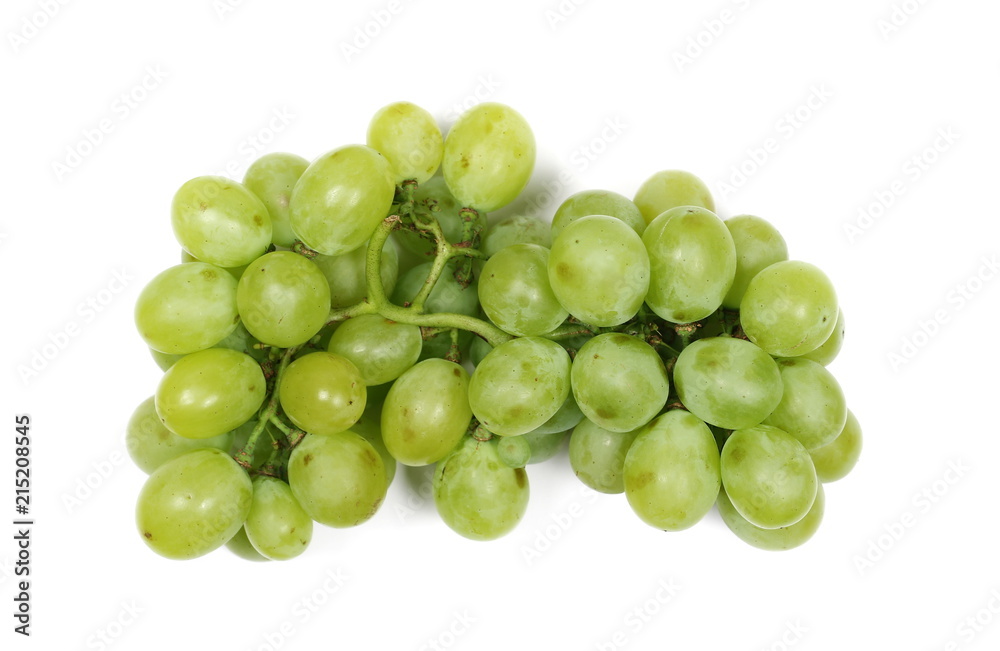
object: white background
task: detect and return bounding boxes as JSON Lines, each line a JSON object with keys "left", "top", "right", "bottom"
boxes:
{"left": 3, "top": 0, "right": 999, "bottom": 649}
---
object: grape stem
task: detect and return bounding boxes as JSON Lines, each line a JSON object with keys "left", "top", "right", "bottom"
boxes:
{"left": 233, "top": 346, "right": 298, "bottom": 471}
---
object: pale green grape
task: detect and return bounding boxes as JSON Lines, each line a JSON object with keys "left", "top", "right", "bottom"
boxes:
{"left": 468, "top": 337, "right": 571, "bottom": 437}
{"left": 245, "top": 476, "right": 312, "bottom": 560}
{"left": 433, "top": 437, "right": 529, "bottom": 540}
{"left": 525, "top": 392, "right": 584, "bottom": 436}
{"left": 478, "top": 244, "right": 568, "bottom": 336}
{"left": 717, "top": 483, "right": 825, "bottom": 551}
{"left": 279, "top": 352, "right": 366, "bottom": 437}
{"left": 548, "top": 215, "right": 649, "bottom": 327}
{"left": 313, "top": 239, "right": 398, "bottom": 309}
{"left": 135, "top": 262, "right": 239, "bottom": 355}
{"left": 720, "top": 425, "right": 817, "bottom": 529}
{"left": 367, "top": 101, "right": 443, "bottom": 184}
{"left": 225, "top": 526, "right": 269, "bottom": 562}
{"left": 171, "top": 176, "right": 272, "bottom": 268}
{"left": 243, "top": 152, "right": 309, "bottom": 248}
{"left": 237, "top": 251, "right": 331, "bottom": 347}
{"left": 136, "top": 448, "right": 252, "bottom": 560}
{"left": 522, "top": 429, "right": 569, "bottom": 464}
{"left": 155, "top": 348, "right": 265, "bottom": 439}
{"left": 809, "top": 409, "right": 862, "bottom": 482}
{"left": 623, "top": 410, "right": 721, "bottom": 530}
{"left": 289, "top": 144, "right": 396, "bottom": 256}
{"left": 571, "top": 333, "right": 668, "bottom": 432}
{"left": 327, "top": 314, "right": 422, "bottom": 385}
{"left": 126, "top": 396, "right": 233, "bottom": 474}
{"left": 349, "top": 397, "right": 397, "bottom": 485}
{"left": 570, "top": 418, "right": 641, "bottom": 494}
{"left": 497, "top": 435, "right": 531, "bottom": 469}
{"left": 643, "top": 206, "right": 736, "bottom": 324}
{"left": 481, "top": 214, "right": 551, "bottom": 257}
{"left": 551, "top": 189, "right": 646, "bottom": 239}
{"left": 381, "top": 359, "right": 472, "bottom": 466}
{"left": 740, "top": 260, "right": 838, "bottom": 357}
{"left": 722, "top": 214, "right": 788, "bottom": 309}
{"left": 442, "top": 102, "right": 535, "bottom": 212}
{"left": 633, "top": 169, "right": 714, "bottom": 224}
{"left": 396, "top": 176, "right": 488, "bottom": 256}
{"left": 764, "top": 357, "right": 847, "bottom": 450}
{"left": 673, "top": 336, "right": 783, "bottom": 430}
{"left": 287, "top": 431, "right": 387, "bottom": 528}
{"left": 802, "top": 308, "right": 845, "bottom": 366}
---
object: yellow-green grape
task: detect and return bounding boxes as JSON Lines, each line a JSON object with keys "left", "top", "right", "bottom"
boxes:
{"left": 481, "top": 214, "right": 551, "bottom": 256}
{"left": 548, "top": 215, "right": 650, "bottom": 327}
{"left": 289, "top": 144, "right": 396, "bottom": 256}
{"left": 135, "top": 448, "right": 252, "bottom": 560}
{"left": 155, "top": 348, "right": 265, "bottom": 439}
{"left": 478, "top": 243, "right": 568, "bottom": 336}
{"left": 720, "top": 425, "right": 818, "bottom": 529}
{"left": 367, "top": 101, "right": 443, "bottom": 184}
{"left": 381, "top": 359, "right": 473, "bottom": 466}
{"left": 396, "top": 176, "right": 488, "bottom": 256}
{"left": 722, "top": 215, "right": 788, "bottom": 309}
{"left": 236, "top": 251, "right": 331, "bottom": 348}
{"left": 278, "top": 352, "right": 366, "bottom": 437}
{"left": 244, "top": 476, "right": 312, "bottom": 561}
{"left": 171, "top": 176, "right": 272, "bottom": 267}
{"left": 126, "top": 396, "right": 233, "bottom": 474}
{"left": 642, "top": 206, "right": 736, "bottom": 324}
{"left": 633, "top": 169, "right": 715, "bottom": 225}
{"left": 497, "top": 435, "right": 531, "bottom": 469}
{"left": 327, "top": 314, "right": 422, "bottom": 386}
{"left": 314, "top": 239, "right": 398, "bottom": 309}
{"left": 135, "top": 262, "right": 239, "bottom": 355}
{"left": 569, "top": 418, "right": 642, "bottom": 494}
{"left": 623, "top": 410, "right": 721, "bottom": 531}
{"left": 442, "top": 102, "right": 535, "bottom": 212}
{"left": 802, "top": 308, "right": 845, "bottom": 366}
{"left": 808, "top": 409, "right": 862, "bottom": 482}
{"left": 433, "top": 437, "right": 529, "bottom": 541}
{"left": 551, "top": 189, "right": 646, "bottom": 239}
{"left": 243, "top": 152, "right": 309, "bottom": 248}
{"left": 764, "top": 357, "right": 847, "bottom": 450}
{"left": 740, "top": 260, "right": 838, "bottom": 357}
{"left": 717, "top": 484, "right": 825, "bottom": 551}
{"left": 287, "top": 431, "right": 387, "bottom": 528}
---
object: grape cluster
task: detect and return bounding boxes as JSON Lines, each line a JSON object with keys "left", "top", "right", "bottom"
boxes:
{"left": 127, "top": 100, "right": 862, "bottom": 561}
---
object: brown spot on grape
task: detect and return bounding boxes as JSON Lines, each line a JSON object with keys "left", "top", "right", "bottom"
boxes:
{"left": 363, "top": 449, "right": 377, "bottom": 466}
{"left": 729, "top": 447, "right": 745, "bottom": 463}
{"left": 596, "top": 408, "right": 614, "bottom": 420}
{"left": 555, "top": 262, "right": 573, "bottom": 280}
{"left": 515, "top": 468, "right": 527, "bottom": 488}
{"left": 302, "top": 454, "right": 313, "bottom": 466}
{"left": 253, "top": 214, "right": 264, "bottom": 226}
{"left": 631, "top": 472, "right": 654, "bottom": 490}
{"left": 144, "top": 531, "right": 153, "bottom": 539}
{"left": 454, "top": 367, "right": 461, "bottom": 377}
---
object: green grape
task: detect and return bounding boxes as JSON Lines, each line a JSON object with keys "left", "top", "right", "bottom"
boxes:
{"left": 181, "top": 248, "right": 247, "bottom": 281}
{"left": 327, "top": 314, "right": 422, "bottom": 385}
{"left": 801, "top": 308, "right": 845, "bottom": 366}
{"left": 497, "top": 435, "right": 531, "bottom": 469}
{"left": 155, "top": 348, "right": 265, "bottom": 439}
{"left": 642, "top": 206, "right": 736, "bottom": 324}
{"left": 468, "top": 337, "right": 571, "bottom": 437}
{"left": 740, "top": 260, "right": 838, "bottom": 357}
{"left": 287, "top": 431, "right": 387, "bottom": 528}
{"left": 478, "top": 243, "right": 568, "bottom": 336}
{"left": 717, "top": 483, "right": 825, "bottom": 551}
{"left": 237, "top": 251, "right": 331, "bottom": 347}
{"left": 633, "top": 169, "right": 715, "bottom": 225}
{"left": 245, "top": 476, "right": 313, "bottom": 561}
{"left": 126, "top": 396, "right": 233, "bottom": 474}
{"left": 171, "top": 176, "right": 272, "bottom": 268}
{"left": 525, "top": 392, "right": 584, "bottom": 436}
{"left": 623, "top": 410, "right": 721, "bottom": 530}
{"left": 571, "top": 333, "right": 669, "bottom": 432}
{"left": 367, "top": 101, "right": 443, "bottom": 184}
{"left": 481, "top": 214, "right": 551, "bottom": 257}
{"left": 809, "top": 409, "right": 862, "bottom": 482}
{"left": 433, "top": 437, "right": 529, "bottom": 540}
{"left": 225, "top": 526, "right": 270, "bottom": 562}
{"left": 720, "top": 425, "right": 817, "bottom": 529}
{"left": 569, "top": 418, "right": 641, "bottom": 494}
{"left": 243, "top": 152, "right": 309, "bottom": 248}
{"left": 548, "top": 215, "right": 649, "bottom": 327}
{"left": 522, "top": 429, "right": 569, "bottom": 464}
{"left": 396, "top": 176, "right": 488, "bottom": 256}
{"left": 279, "top": 352, "right": 366, "bottom": 437}
{"left": 551, "top": 189, "right": 646, "bottom": 239}
{"left": 442, "top": 102, "right": 535, "bottom": 212}
{"left": 289, "top": 144, "right": 396, "bottom": 256}
{"left": 381, "top": 359, "right": 473, "bottom": 466}
{"left": 469, "top": 335, "right": 493, "bottom": 366}
{"left": 135, "top": 448, "right": 253, "bottom": 560}
{"left": 673, "top": 336, "right": 783, "bottom": 430}
{"left": 314, "top": 239, "right": 399, "bottom": 309}
{"left": 349, "top": 397, "right": 397, "bottom": 486}
{"left": 135, "top": 262, "right": 239, "bottom": 355}
{"left": 721, "top": 215, "right": 789, "bottom": 309}
{"left": 764, "top": 357, "right": 847, "bottom": 450}
{"left": 392, "top": 261, "right": 479, "bottom": 315}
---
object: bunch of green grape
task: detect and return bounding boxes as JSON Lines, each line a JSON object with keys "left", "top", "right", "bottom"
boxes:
{"left": 127, "top": 99, "right": 861, "bottom": 561}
